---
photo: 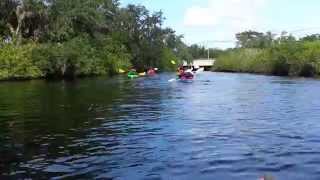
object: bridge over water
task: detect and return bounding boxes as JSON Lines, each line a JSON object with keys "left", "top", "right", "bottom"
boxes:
{"left": 183, "top": 59, "right": 215, "bottom": 71}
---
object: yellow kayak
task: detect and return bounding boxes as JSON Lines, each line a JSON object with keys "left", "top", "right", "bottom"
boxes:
{"left": 138, "top": 72, "right": 146, "bottom": 76}
{"left": 118, "top": 68, "right": 126, "bottom": 73}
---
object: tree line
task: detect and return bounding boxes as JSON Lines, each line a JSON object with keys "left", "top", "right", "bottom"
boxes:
{"left": 188, "top": 44, "right": 224, "bottom": 59}
{"left": 0, "top": 0, "right": 207, "bottom": 80}
{"left": 214, "top": 30, "right": 320, "bottom": 77}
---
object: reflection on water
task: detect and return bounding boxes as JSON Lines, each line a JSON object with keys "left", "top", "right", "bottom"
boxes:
{"left": 1, "top": 73, "right": 320, "bottom": 179}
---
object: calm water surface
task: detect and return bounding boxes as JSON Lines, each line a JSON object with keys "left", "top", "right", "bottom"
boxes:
{"left": 1, "top": 72, "right": 320, "bottom": 179}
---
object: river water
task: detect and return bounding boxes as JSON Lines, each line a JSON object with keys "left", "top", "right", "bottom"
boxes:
{"left": 1, "top": 72, "right": 320, "bottom": 179}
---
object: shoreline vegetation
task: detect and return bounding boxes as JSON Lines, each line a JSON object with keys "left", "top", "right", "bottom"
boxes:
{"left": 2, "top": 2, "right": 320, "bottom": 81}
{"left": 213, "top": 31, "right": 320, "bottom": 77}
{"left": 0, "top": 0, "right": 214, "bottom": 81}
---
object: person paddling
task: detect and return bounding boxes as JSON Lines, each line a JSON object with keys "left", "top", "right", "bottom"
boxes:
{"left": 178, "top": 66, "right": 184, "bottom": 78}
{"left": 147, "top": 68, "right": 156, "bottom": 76}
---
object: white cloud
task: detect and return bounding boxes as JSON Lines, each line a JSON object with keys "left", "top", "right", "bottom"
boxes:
{"left": 184, "top": 6, "right": 218, "bottom": 27}
{"left": 184, "top": 0, "right": 267, "bottom": 31}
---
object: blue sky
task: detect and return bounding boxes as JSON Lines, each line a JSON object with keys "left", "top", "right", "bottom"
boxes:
{"left": 120, "top": 0, "right": 320, "bottom": 48}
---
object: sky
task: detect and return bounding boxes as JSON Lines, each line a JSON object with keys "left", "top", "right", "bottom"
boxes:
{"left": 120, "top": 0, "right": 320, "bottom": 48}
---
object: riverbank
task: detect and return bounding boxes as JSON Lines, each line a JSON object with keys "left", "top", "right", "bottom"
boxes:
{"left": 0, "top": 1, "right": 193, "bottom": 81}
{"left": 213, "top": 33, "right": 320, "bottom": 77}
{"left": 0, "top": 40, "right": 132, "bottom": 81}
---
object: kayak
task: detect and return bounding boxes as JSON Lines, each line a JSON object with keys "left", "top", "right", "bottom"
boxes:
{"left": 179, "top": 76, "right": 194, "bottom": 82}
{"left": 118, "top": 68, "right": 126, "bottom": 74}
{"left": 179, "top": 79, "right": 193, "bottom": 83}
{"left": 128, "top": 74, "right": 139, "bottom": 78}
{"left": 138, "top": 72, "right": 146, "bottom": 76}
{"left": 128, "top": 71, "right": 139, "bottom": 78}
{"left": 180, "top": 76, "right": 194, "bottom": 80}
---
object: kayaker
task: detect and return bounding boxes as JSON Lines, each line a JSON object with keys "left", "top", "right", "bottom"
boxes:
{"left": 128, "top": 68, "right": 137, "bottom": 74}
{"left": 183, "top": 71, "right": 194, "bottom": 79}
{"left": 178, "top": 66, "right": 184, "bottom": 78}
{"left": 147, "top": 68, "right": 156, "bottom": 76}
{"left": 179, "top": 68, "right": 194, "bottom": 80}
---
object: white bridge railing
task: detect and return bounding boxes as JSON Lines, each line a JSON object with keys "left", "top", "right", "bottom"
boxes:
{"left": 183, "top": 59, "right": 215, "bottom": 67}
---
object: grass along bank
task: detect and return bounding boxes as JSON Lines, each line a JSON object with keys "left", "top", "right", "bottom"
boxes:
{"left": 213, "top": 32, "right": 320, "bottom": 77}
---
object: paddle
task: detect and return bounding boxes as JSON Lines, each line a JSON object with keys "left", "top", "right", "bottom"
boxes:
{"left": 168, "top": 60, "right": 179, "bottom": 82}
{"left": 168, "top": 78, "right": 177, "bottom": 82}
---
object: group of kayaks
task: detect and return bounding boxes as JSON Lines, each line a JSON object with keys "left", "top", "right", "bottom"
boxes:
{"left": 126, "top": 66, "right": 204, "bottom": 82}
{"left": 127, "top": 68, "right": 157, "bottom": 79}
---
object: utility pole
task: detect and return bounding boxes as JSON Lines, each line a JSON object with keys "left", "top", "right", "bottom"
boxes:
{"left": 207, "top": 41, "right": 210, "bottom": 60}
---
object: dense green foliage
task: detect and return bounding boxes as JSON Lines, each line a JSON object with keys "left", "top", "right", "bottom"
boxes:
{"left": 32, "top": 36, "right": 132, "bottom": 78}
{"left": 0, "top": 0, "right": 192, "bottom": 80}
{"left": 4, "top": 1, "right": 318, "bottom": 80}
{"left": 0, "top": 42, "right": 42, "bottom": 79}
{"left": 214, "top": 31, "right": 320, "bottom": 77}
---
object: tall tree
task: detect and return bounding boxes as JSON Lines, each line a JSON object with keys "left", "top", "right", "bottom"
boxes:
{"left": 0, "top": 0, "right": 48, "bottom": 44}
{"left": 47, "top": 0, "right": 117, "bottom": 42}
{"left": 0, "top": 0, "right": 18, "bottom": 39}
{"left": 236, "top": 30, "right": 265, "bottom": 48}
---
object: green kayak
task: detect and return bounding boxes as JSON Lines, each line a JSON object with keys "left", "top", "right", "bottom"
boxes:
{"left": 127, "top": 71, "right": 139, "bottom": 78}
